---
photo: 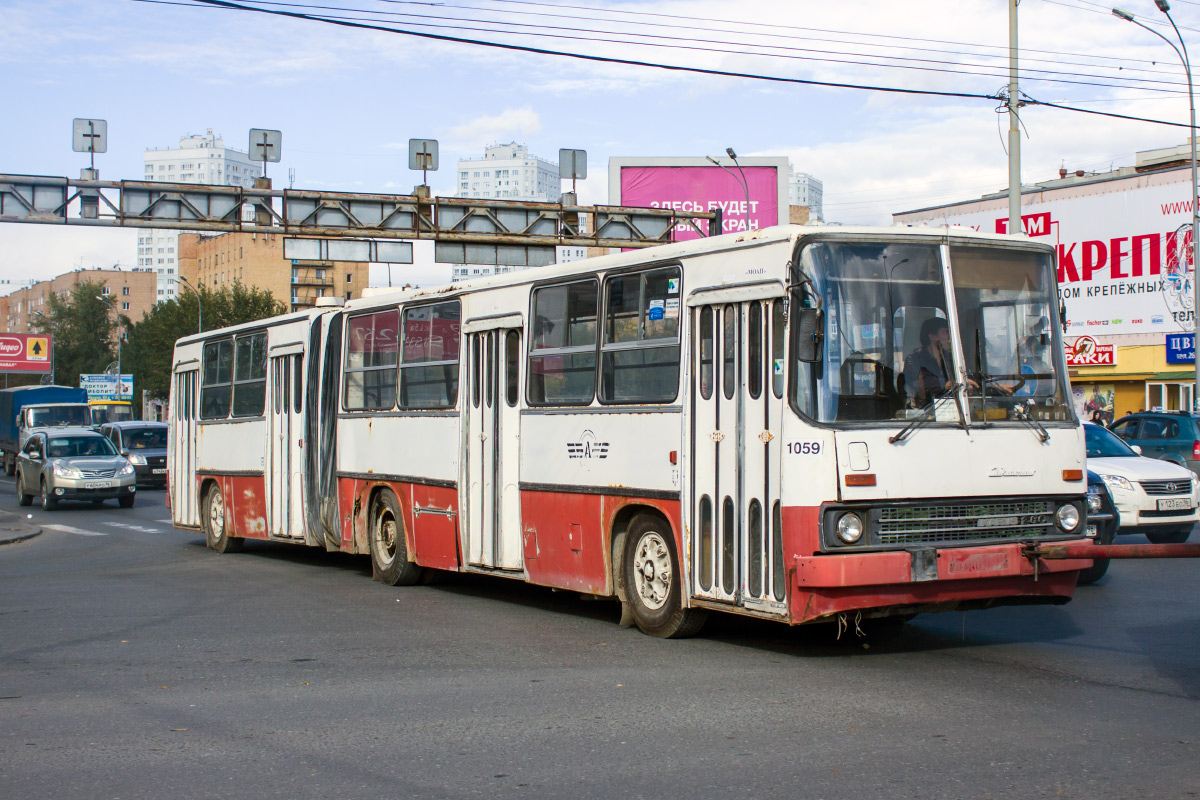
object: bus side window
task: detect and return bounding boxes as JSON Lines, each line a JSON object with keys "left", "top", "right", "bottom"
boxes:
{"left": 399, "top": 300, "right": 460, "bottom": 409}
{"left": 344, "top": 309, "right": 400, "bottom": 411}
{"left": 293, "top": 354, "right": 303, "bottom": 413}
{"left": 232, "top": 332, "right": 268, "bottom": 417}
{"left": 505, "top": 330, "right": 520, "bottom": 408}
{"left": 528, "top": 279, "right": 598, "bottom": 405}
{"left": 599, "top": 266, "right": 681, "bottom": 404}
{"left": 201, "top": 338, "right": 233, "bottom": 419}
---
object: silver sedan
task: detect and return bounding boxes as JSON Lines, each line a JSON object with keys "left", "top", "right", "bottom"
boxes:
{"left": 16, "top": 428, "right": 137, "bottom": 509}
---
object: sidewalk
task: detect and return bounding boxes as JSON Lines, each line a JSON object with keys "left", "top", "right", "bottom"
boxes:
{"left": 0, "top": 508, "right": 42, "bottom": 546}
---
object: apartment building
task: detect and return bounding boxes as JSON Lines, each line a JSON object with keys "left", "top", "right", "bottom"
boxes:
{"left": 1, "top": 268, "right": 157, "bottom": 334}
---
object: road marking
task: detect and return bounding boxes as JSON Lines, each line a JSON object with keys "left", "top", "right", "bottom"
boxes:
{"left": 100, "top": 521, "right": 167, "bottom": 533}
{"left": 41, "top": 523, "right": 107, "bottom": 537}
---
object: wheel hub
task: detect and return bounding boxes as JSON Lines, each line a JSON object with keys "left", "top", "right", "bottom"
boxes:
{"left": 633, "top": 532, "right": 671, "bottom": 611}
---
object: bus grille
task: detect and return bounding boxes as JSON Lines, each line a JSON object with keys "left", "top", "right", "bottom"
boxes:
{"left": 874, "top": 501, "right": 1055, "bottom": 545}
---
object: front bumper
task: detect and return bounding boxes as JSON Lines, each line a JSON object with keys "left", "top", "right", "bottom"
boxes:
{"left": 1110, "top": 494, "right": 1198, "bottom": 531}
{"left": 52, "top": 474, "right": 137, "bottom": 500}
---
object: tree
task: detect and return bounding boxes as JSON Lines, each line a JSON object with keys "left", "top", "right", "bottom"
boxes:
{"left": 122, "top": 280, "right": 285, "bottom": 400}
{"left": 29, "top": 280, "right": 117, "bottom": 385}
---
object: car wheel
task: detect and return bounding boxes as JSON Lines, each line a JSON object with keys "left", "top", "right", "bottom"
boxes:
{"left": 1078, "top": 524, "right": 1114, "bottom": 585}
{"left": 622, "top": 514, "right": 707, "bottom": 638}
{"left": 4, "top": 456, "right": 14, "bottom": 477}
{"left": 118, "top": 494, "right": 135, "bottom": 509}
{"left": 1146, "top": 526, "right": 1191, "bottom": 545}
{"left": 16, "top": 469, "right": 33, "bottom": 507}
{"left": 204, "top": 484, "right": 242, "bottom": 553}
{"left": 369, "top": 490, "right": 424, "bottom": 586}
{"left": 41, "top": 478, "right": 57, "bottom": 510}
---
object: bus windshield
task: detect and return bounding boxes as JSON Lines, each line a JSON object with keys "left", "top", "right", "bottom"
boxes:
{"left": 792, "top": 239, "right": 1073, "bottom": 426}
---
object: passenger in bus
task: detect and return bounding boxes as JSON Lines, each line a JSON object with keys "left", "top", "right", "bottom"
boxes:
{"left": 902, "top": 317, "right": 953, "bottom": 405}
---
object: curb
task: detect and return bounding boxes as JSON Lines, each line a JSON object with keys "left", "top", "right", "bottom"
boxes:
{"left": 0, "top": 510, "right": 42, "bottom": 547}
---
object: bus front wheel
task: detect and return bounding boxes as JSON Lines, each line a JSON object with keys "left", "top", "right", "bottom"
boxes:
{"left": 370, "top": 490, "right": 424, "bottom": 586}
{"left": 622, "top": 515, "right": 707, "bottom": 639}
{"left": 204, "top": 484, "right": 242, "bottom": 554}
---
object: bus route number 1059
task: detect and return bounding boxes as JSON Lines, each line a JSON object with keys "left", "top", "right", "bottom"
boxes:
{"left": 786, "top": 441, "right": 821, "bottom": 455}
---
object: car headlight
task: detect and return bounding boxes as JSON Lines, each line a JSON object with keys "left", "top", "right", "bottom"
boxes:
{"left": 1056, "top": 503, "right": 1081, "bottom": 532}
{"left": 127, "top": 453, "right": 147, "bottom": 465}
{"left": 1086, "top": 487, "right": 1104, "bottom": 514}
{"left": 836, "top": 512, "right": 864, "bottom": 544}
{"left": 118, "top": 462, "right": 135, "bottom": 476}
{"left": 1099, "top": 474, "right": 1134, "bottom": 492}
{"left": 52, "top": 463, "right": 82, "bottom": 479}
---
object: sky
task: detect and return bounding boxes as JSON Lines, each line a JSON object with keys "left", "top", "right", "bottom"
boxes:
{"left": 1, "top": 0, "right": 1197, "bottom": 289}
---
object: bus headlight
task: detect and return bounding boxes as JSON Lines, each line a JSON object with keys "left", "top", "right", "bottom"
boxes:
{"left": 836, "top": 512, "right": 864, "bottom": 544}
{"left": 1056, "top": 504, "right": 1081, "bottom": 532}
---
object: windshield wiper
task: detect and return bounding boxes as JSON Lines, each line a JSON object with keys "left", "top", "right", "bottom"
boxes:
{"left": 890, "top": 382, "right": 963, "bottom": 444}
{"left": 1013, "top": 401, "right": 1050, "bottom": 443}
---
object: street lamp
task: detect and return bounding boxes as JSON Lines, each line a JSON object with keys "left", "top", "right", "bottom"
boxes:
{"left": 96, "top": 295, "right": 122, "bottom": 376}
{"left": 174, "top": 275, "right": 203, "bottom": 334}
{"left": 706, "top": 147, "right": 752, "bottom": 232}
{"left": 1114, "top": 2, "right": 1199, "bottom": 408}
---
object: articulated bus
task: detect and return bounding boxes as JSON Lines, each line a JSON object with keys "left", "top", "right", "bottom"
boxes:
{"left": 169, "top": 224, "right": 1093, "bottom": 638}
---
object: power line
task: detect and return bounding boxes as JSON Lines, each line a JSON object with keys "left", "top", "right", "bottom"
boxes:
{"left": 136, "top": 0, "right": 1195, "bottom": 128}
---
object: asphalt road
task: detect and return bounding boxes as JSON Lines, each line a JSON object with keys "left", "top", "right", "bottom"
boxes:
{"left": 1, "top": 476, "right": 1197, "bottom": 800}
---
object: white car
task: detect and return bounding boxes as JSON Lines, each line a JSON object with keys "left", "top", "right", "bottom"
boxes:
{"left": 1085, "top": 422, "right": 1197, "bottom": 544}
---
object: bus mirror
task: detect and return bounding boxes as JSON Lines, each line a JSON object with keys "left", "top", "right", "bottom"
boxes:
{"left": 794, "top": 307, "right": 824, "bottom": 363}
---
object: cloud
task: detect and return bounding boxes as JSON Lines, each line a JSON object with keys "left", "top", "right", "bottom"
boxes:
{"left": 442, "top": 108, "right": 543, "bottom": 150}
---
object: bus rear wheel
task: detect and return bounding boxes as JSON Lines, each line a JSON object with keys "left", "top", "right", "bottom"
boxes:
{"left": 204, "top": 484, "right": 242, "bottom": 554}
{"left": 370, "top": 490, "right": 424, "bottom": 586}
{"left": 622, "top": 515, "right": 707, "bottom": 638}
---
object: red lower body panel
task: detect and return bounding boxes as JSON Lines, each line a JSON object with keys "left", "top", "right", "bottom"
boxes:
{"left": 196, "top": 474, "right": 269, "bottom": 540}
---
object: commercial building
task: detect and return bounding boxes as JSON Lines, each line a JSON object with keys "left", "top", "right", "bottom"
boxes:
{"left": 893, "top": 140, "right": 1200, "bottom": 419}
{"left": 141, "top": 130, "right": 260, "bottom": 302}
{"left": 788, "top": 168, "right": 823, "bottom": 222}
{"left": 178, "top": 232, "right": 369, "bottom": 312}
{"left": 0, "top": 267, "right": 157, "bottom": 334}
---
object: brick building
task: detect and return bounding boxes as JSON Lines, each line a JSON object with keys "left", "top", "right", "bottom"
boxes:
{"left": 1, "top": 268, "right": 157, "bottom": 334}
{"left": 178, "top": 232, "right": 370, "bottom": 311}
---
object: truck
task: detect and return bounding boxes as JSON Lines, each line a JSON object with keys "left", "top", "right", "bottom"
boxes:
{"left": 0, "top": 385, "right": 92, "bottom": 475}
{"left": 89, "top": 399, "right": 134, "bottom": 425}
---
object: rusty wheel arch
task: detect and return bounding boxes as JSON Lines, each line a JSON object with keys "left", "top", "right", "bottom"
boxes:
{"left": 366, "top": 482, "right": 412, "bottom": 561}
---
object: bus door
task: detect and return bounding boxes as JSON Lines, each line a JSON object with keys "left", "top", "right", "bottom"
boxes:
{"left": 171, "top": 366, "right": 199, "bottom": 528}
{"left": 690, "top": 295, "right": 787, "bottom": 610}
{"left": 463, "top": 320, "right": 523, "bottom": 570}
{"left": 268, "top": 350, "right": 305, "bottom": 539}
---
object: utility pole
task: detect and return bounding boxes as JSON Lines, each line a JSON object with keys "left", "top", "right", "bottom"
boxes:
{"left": 1008, "top": 0, "right": 1022, "bottom": 236}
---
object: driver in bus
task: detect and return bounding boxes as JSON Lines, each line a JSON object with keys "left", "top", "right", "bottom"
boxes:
{"left": 903, "top": 317, "right": 953, "bottom": 406}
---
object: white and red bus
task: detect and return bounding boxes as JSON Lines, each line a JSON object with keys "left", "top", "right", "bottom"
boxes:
{"left": 169, "top": 224, "right": 1094, "bottom": 637}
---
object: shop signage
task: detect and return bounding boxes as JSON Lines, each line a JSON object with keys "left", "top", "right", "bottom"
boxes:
{"left": 1166, "top": 333, "right": 1195, "bottom": 364}
{"left": 79, "top": 373, "right": 133, "bottom": 401}
{"left": 1065, "top": 335, "right": 1116, "bottom": 366}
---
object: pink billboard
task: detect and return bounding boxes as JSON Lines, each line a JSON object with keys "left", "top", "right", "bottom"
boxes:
{"left": 619, "top": 165, "right": 783, "bottom": 241}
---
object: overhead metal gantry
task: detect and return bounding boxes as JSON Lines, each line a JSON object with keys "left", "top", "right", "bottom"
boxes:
{"left": 0, "top": 173, "right": 722, "bottom": 266}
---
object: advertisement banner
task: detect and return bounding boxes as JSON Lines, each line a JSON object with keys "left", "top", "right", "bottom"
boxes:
{"left": 1065, "top": 336, "right": 1116, "bottom": 366}
{"left": 0, "top": 333, "right": 52, "bottom": 373}
{"left": 80, "top": 374, "right": 133, "bottom": 401}
{"left": 894, "top": 172, "right": 1197, "bottom": 336}
{"left": 610, "top": 157, "right": 790, "bottom": 242}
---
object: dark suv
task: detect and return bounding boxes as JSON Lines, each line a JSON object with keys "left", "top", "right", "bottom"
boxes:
{"left": 1108, "top": 411, "right": 1200, "bottom": 476}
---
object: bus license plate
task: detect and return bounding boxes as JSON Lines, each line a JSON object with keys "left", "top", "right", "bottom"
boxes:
{"left": 152, "top": 468, "right": 167, "bottom": 474}
{"left": 1157, "top": 498, "right": 1194, "bottom": 511}
{"left": 85, "top": 480, "right": 113, "bottom": 490}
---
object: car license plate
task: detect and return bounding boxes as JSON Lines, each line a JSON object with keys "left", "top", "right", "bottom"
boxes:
{"left": 1087, "top": 524, "right": 1098, "bottom": 538}
{"left": 152, "top": 468, "right": 167, "bottom": 474}
{"left": 85, "top": 480, "right": 113, "bottom": 490}
{"left": 1157, "top": 498, "right": 1194, "bottom": 511}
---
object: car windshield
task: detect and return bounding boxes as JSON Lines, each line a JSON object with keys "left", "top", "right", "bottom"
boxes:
{"left": 46, "top": 435, "right": 119, "bottom": 458}
{"left": 123, "top": 427, "right": 168, "bottom": 449}
{"left": 1086, "top": 424, "right": 1137, "bottom": 458}
{"left": 29, "top": 406, "right": 91, "bottom": 427}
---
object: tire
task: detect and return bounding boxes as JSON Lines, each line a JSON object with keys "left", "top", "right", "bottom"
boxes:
{"left": 622, "top": 514, "right": 707, "bottom": 638}
{"left": 1078, "top": 526, "right": 1114, "bottom": 586}
{"left": 369, "top": 490, "right": 424, "bottom": 586}
{"left": 4, "top": 455, "right": 14, "bottom": 477}
{"left": 41, "top": 479, "right": 57, "bottom": 510}
{"left": 16, "top": 469, "right": 32, "bottom": 507}
{"left": 1146, "top": 526, "right": 1191, "bottom": 545}
{"left": 118, "top": 494, "right": 135, "bottom": 509}
{"left": 203, "top": 484, "right": 242, "bottom": 553}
